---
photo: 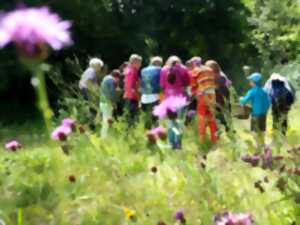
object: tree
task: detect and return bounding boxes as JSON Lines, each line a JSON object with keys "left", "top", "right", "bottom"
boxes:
{"left": 248, "top": 0, "right": 300, "bottom": 68}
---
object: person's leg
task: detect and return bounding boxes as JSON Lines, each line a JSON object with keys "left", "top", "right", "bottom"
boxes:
{"left": 128, "top": 100, "right": 139, "bottom": 127}
{"left": 197, "top": 96, "right": 207, "bottom": 143}
{"left": 281, "top": 111, "right": 288, "bottom": 136}
{"left": 142, "top": 102, "right": 156, "bottom": 129}
{"left": 207, "top": 110, "right": 218, "bottom": 143}
{"left": 100, "top": 102, "right": 113, "bottom": 138}
{"left": 251, "top": 115, "right": 266, "bottom": 150}
{"left": 206, "top": 94, "right": 218, "bottom": 142}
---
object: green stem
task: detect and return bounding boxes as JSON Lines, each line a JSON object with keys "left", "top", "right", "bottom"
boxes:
{"left": 34, "top": 67, "right": 53, "bottom": 134}
{"left": 18, "top": 208, "right": 23, "bottom": 225}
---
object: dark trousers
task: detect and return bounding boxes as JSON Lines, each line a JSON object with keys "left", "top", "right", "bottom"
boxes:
{"left": 216, "top": 106, "right": 232, "bottom": 132}
{"left": 272, "top": 108, "right": 288, "bottom": 135}
{"left": 124, "top": 99, "right": 139, "bottom": 127}
{"left": 142, "top": 101, "right": 159, "bottom": 129}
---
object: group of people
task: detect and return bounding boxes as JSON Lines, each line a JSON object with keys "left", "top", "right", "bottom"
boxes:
{"left": 79, "top": 54, "right": 296, "bottom": 149}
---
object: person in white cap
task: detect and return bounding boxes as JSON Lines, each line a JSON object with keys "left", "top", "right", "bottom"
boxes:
{"left": 264, "top": 73, "right": 295, "bottom": 135}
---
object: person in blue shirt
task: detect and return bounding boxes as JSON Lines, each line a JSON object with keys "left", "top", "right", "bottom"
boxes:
{"left": 141, "top": 56, "right": 163, "bottom": 129}
{"left": 240, "top": 73, "right": 270, "bottom": 147}
{"left": 100, "top": 70, "right": 121, "bottom": 138}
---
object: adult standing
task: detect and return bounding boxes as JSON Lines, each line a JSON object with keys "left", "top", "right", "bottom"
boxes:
{"left": 141, "top": 56, "right": 163, "bottom": 129}
{"left": 79, "top": 58, "right": 104, "bottom": 95}
{"left": 264, "top": 73, "right": 295, "bottom": 135}
{"left": 123, "top": 54, "right": 143, "bottom": 126}
{"left": 160, "top": 56, "right": 190, "bottom": 99}
{"left": 79, "top": 58, "right": 104, "bottom": 128}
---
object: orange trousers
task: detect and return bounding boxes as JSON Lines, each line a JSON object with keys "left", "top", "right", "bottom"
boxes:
{"left": 197, "top": 94, "right": 218, "bottom": 142}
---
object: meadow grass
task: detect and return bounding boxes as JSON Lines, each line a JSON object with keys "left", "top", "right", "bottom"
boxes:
{"left": 0, "top": 104, "right": 299, "bottom": 225}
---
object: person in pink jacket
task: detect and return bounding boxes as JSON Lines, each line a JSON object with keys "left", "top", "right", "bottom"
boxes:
{"left": 160, "top": 56, "right": 190, "bottom": 98}
{"left": 123, "top": 54, "right": 143, "bottom": 126}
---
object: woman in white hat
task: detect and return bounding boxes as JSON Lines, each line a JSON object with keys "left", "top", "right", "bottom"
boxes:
{"left": 264, "top": 73, "right": 296, "bottom": 135}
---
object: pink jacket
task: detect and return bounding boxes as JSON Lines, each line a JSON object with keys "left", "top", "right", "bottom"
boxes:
{"left": 160, "top": 64, "right": 190, "bottom": 97}
{"left": 124, "top": 65, "right": 140, "bottom": 100}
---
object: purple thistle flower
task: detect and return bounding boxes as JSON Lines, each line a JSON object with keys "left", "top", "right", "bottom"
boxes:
{"left": 262, "top": 146, "right": 273, "bottom": 169}
{"left": 51, "top": 125, "right": 72, "bottom": 141}
{"left": 186, "top": 110, "right": 196, "bottom": 119}
{"left": 5, "top": 140, "right": 22, "bottom": 151}
{"left": 153, "top": 96, "right": 187, "bottom": 119}
{"left": 175, "top": 209, "right": 186, "bottom": 224}
{"left": 0, "top": 6, "right": 72, "bottom": 57}
{"left": 149, "top": 126, "right": 167, "bottom": 140}
{"left": 241, "top": 155, "right": 260, "bottom": 167}
{"left": 215, "top": 212, "right": 253, "bottom": 225}
{"left": 61, "top": 118, "right": 75, "bottom": 130}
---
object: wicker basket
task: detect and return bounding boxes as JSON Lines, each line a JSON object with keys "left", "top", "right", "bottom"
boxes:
{"left": 232, "top": 104, "right": 252, "bottom": 120}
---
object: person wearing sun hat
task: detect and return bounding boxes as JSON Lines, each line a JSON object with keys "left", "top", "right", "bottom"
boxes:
{"left": 264, "top": 73, "right": 295, "bottom": 135}
{"left": 240, "top": 72, "right": 270, "bottom": 148}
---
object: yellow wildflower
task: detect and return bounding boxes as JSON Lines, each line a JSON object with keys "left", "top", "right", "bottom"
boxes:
{"left": 123, "top": 207, "right": 136, "bottom": 220}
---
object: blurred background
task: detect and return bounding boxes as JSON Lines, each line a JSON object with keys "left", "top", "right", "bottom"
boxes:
{"left": 0, "top": 0, "right": 299, "bottom": 126}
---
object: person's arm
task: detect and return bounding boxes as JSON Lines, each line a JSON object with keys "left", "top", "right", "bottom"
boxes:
{"left": 240, "top": 89, "right": 254, "bottom": 105}
{"left": 160, "top": 68, "right": 166, "bottom": 90}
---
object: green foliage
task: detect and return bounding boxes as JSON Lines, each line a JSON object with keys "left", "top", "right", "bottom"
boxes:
{"left": 248, "top": 0, "right": 300, "bottom": 69}
{"left": 0, "top": 107, "right": 300, "bottom": 224}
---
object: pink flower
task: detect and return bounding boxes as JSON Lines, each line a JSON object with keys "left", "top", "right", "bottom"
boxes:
{"left": 5, "top": 140, "right": 22, "bottom": 151}
{"left": 51, "top": 125, "right": 72, "bottom": 141}
{"left": 149, "top": 126, "right": 167, "bottom": 140}
{"left": 153, "top": 96, "right": 187, "bottom": 119}
{"left": 0, "top": 7, "right": 72, "bottom": 57}
{"left": 61, "top": 118, "right": 75, "bottom": 130}
{"left": 215, "top": 212, "right": 253, "bottom": 225}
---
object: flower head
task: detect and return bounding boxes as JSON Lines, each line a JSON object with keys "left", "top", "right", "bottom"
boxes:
{"left": 51, "top": 125, "right": 72, "bottom": 141}
{"left": 123, "top": 207, "right": 136, "bottom": 220}
{"left": 215, "top": 212, "right": 253, "bottom": 225}
{"left": 262, "top": 146, "right": 273, "bottom": 169}
{"left": 146, "top": 131, "right": 157, "bottom": 144}
{"left": 149, "top": 126, "right": 167, "bottom": 140}
{"left": 175, "top": 209, "right": 186, "bottom": 224}
{"left": 5, "top": 140, "right": 22, "bottom": 151}
{"left": 0, "top": 6, "right": 72, "bottom": 57}
{"left": 153, "top": 96, "right": 187, "bottom": 119}
{"left": 241, "top": 155, "right": 260, "bottom": 167}
{"left": 62, "top": 118, "right": 75, "bottom": 130}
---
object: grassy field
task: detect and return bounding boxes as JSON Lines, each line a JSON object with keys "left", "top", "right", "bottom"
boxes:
{"left": 0, "top": 102, "right": 299, "bottom": 225}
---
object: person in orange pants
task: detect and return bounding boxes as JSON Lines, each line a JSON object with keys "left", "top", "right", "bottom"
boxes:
{"left": 197, "top": 93, "right": 218, "bottom": 142}
{"left": 191, "top": 65, "right": 218, "bottom": 143}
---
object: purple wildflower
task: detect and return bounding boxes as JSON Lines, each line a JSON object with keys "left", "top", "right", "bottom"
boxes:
{"left": 175, "top": 209, "right": 186, "bottom": 224}
{"left": 146, "top": 131, "right": 157, "bottom": 144}
{"left": 149, "top": 126, "right": 167, "bottom": 140}
{"left": 153, "top": 96, "right": 187, "bottom": 119}
{"left": 262, "top": 146, "right": 273, "bottom": 169}
{"left": 0, "top": 6, "right": 72, "bottom": 57}
{"left": 5, "top": 140, "right": 22, "bottom": 151}
{"left": 186, "top": 110, "right": 196, "bottom": 118}
{"left": 51, "top": 125, "right": 72, "bottom": 141}
{"left": 215, "top": 212, "right": 253, "bottom": 225}
{"left": 61, "top": 118, "right": 75, "bottom": 130}
{"left": 241, "top": 155, "right": 260, "bottom": 167}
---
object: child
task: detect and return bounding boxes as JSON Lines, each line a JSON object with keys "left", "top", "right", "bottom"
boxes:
{"left": 191, "top": 65, "right": 218, "bottom": 143}
{"left": 240, "top": 73, "right": 270, "bottom": 147}
{"left": 205, "top": 60, "right": 232, "bottom": 133}
{"left": 100, "top": 70, "right": 121, "bottom": 138}
{"left": 153, "top": 96, "right": 187, "bottom": 150}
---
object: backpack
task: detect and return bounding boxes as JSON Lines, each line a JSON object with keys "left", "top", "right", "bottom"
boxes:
{"left": 271, "top": 80, "right": 295, "bottom": 111}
